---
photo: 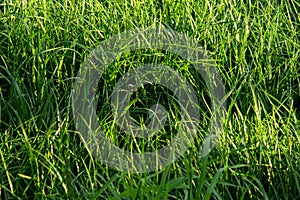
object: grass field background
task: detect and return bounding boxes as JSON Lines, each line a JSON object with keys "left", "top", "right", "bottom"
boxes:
{"left": 0, "top": 0, "right": 299, "bottom": 199}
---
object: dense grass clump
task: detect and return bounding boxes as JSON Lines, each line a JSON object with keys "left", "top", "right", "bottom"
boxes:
{"left": 0, "top": 0, "right": 299, "bottom": 199}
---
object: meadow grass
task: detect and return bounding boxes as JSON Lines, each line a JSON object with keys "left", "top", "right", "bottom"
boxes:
{"left": 0, "top": 0, "right": 299, "bottom": 199}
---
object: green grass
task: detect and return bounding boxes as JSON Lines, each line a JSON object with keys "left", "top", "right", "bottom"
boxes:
{"left": 0, "top": 0, "right": 299, "bottom": 199}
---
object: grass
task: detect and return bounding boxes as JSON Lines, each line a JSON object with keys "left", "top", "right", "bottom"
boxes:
{"left": 0, "top": 0, "right": 299, "bottom": 199}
